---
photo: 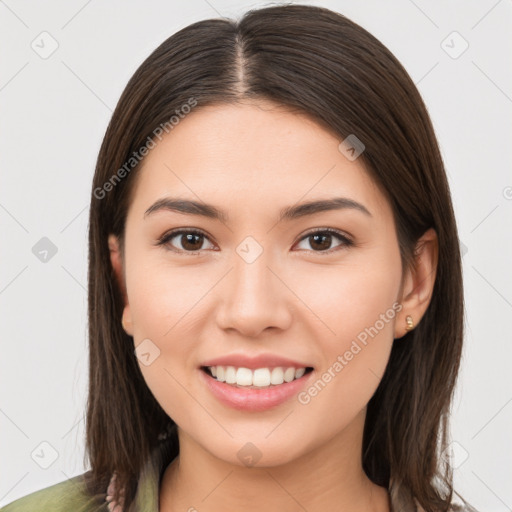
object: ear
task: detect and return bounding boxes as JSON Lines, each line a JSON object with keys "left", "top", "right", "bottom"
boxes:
{"left": 108, "top": 234, "right": 133, "bottom": 336}
{"left": 395, "top": 228, "right": 438, "bottom": 339}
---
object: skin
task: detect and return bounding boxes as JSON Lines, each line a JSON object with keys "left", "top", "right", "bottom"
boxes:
{"left": 109, "top": 99, "right": 438, "bottom": 512}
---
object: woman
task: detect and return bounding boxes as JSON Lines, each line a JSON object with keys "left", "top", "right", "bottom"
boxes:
{"left": 1, "top": 4, "right": 478, "bottom": 512}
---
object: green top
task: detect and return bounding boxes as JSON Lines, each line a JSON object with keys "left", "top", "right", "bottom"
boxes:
{"left": 0, "top": 440, "right": 170, "bottom": 512}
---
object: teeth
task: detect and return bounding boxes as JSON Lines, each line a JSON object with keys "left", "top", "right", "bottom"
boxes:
{"left": 253, "top": 368, "right": 271, "bottom": 387}
{"left": 206, "top": 365, "right": 309, "bottom": 387}
{"left": 236, "top": 367, "right": 253, "bottom": 386}
{"left": 225, "top": 366, "right": 237, "bottom": 384}
{"left": 295, "top": 367, "right": 306, "bottom": 379}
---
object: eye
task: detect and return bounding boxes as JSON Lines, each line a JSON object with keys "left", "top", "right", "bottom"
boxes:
{"left": 157, "top": 227, "right": 353, "bottom": 255}
{"left": 294, "top": 228, "right": 353, "bottom": 254}
{"left": 157, "top": 229, "right": 215, "bottom": 253}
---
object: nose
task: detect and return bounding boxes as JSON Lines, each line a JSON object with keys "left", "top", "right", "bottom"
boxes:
{"left": 215, "top": 250, "right": 292, "bottom": 338}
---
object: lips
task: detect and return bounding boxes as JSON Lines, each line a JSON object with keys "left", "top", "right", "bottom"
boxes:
{"left": 198, "top": 352, "right": 315, "bottom": 411}
{"left": 200, "top": 353, "right": 313, "bottom": 370}
{"left": 199, "top": 365, "right": 314, "bottom": 411}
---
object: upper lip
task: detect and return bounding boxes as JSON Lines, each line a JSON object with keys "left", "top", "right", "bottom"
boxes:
{"left": 201, "top": 353, "right": 313, "bottom": 370}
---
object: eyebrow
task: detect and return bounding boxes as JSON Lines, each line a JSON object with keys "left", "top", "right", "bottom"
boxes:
{"left": 144, "top": 196, "right": 371, "bottom": 223}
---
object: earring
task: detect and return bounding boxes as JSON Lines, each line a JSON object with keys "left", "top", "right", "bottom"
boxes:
{"left": 405, "top": 315, "right": 414, "bottom": 332}
{"left": 158, "top": 421, "right": 176, "bottom": 442}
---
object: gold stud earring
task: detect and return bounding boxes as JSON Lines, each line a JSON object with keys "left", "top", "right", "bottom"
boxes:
{"left": 405, "top": 315, "right": 414, "bottom": 332}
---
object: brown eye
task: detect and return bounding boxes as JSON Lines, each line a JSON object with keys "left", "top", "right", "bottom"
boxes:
{"left": 295, "top": 229, "right": 353, "bottom": 253}
{"left": 157, "top": 228, "right": 353, "bottom": 255}
{"left": 309, "top": 233, "right": 333, "bottom": 251}
{"left": 178, "top": 232, "right": 205, "bottom": 251}
{"left": 158, "top": 229, "right": 215, "bottom": 252}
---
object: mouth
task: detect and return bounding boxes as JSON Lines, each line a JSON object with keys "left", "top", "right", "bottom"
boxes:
{"left": 199, "top": 364, "right": 315, "bottom": 411}
{"left": 200, "top": 365, "right": 314, "bottom": 389}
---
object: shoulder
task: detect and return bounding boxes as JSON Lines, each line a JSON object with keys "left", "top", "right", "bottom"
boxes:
{"left": 0, "top": 472, "right": 108, "bottom": 512}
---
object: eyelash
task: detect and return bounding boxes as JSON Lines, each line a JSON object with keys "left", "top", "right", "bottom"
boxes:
{"left": 156, "top": 227, "right": 354, "bottom": 255}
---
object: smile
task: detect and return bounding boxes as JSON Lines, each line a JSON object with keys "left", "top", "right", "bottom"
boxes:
{"left": 199, "top": 366, "right": 315, "bottom": 412}
{"left": 202, "top": 365, "right": 313, "bottom": 388}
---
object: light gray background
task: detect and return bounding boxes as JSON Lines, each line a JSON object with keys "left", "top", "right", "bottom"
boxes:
{"left": 1, "top": 0, "right": 511, "bottom": 510}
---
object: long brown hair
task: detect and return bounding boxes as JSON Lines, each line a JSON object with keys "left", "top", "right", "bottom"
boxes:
{"left": 84, "top": 4, "right": 476, "bottom": 511}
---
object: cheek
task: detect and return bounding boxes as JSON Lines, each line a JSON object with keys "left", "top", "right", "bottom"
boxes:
{"left": 292, "top": 251, "right": 401, "bottom": 431}
{"left": 124, "top": 254, "right": 207, "bottom": 408}
{"left": 295, "top": 250, "right": 401, "bottom": 346}
{"left": 128, "top": 272, "right": 202, "bottom": 428}
{"left": 126, "top": 249, "right": 210, "bottom": 343}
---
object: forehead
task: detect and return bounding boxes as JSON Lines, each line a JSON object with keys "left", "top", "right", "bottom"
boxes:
{"left": 127, "top": 101, "right": 389, "bottom": 222}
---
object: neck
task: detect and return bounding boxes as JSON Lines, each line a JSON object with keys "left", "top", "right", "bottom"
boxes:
{"left": 159, "top": 409, "right": 390, "bottom": 512}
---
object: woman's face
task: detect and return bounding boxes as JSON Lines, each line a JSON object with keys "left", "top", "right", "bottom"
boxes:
{"left": 110, "top": 100, "right": 407, "bottom": 467}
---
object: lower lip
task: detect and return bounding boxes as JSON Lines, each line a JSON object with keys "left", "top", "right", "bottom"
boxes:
{"left": 199, "top": 368, "right": 314, "bottom": 412}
